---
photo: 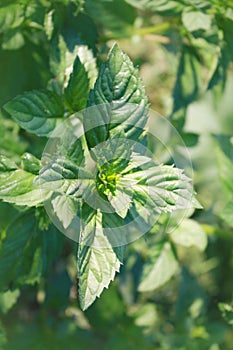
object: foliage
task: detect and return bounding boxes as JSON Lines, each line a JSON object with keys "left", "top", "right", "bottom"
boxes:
{"left": 0, "top": 0, "right": 233, "bottom": 349}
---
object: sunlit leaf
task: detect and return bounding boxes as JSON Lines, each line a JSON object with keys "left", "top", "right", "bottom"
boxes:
{"left": 138, "top": 240, "right": 178, "bottom": 292}
{"left": 84, "top": 44, "right": 149, "bottom": 148}
{"left": 0, "top": 289, "right": 20, "bottom": 314}
{"left": 182, "top": 10, "right": 211, "bottom": 32}
{"left": 0, "top": 155, "right": 50, "bottom": 206}
{"left": 170, "top": 219, "right": 207, "bottom": 251}
{"left": 0, "top": 3, "right": 24, "bottom": 34}
{"left": 77, "top": 209, "right": 124, "bottom": 310}
{"left": 3, "top": 90, "right": 64, "bottom": 136}
{"left": 64, "top": 56, "right": 90, "bottom": 112}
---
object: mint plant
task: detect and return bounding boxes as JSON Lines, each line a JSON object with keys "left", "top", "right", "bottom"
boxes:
{"left": 1, "top": 1, "right": 233, "bottom": 348}
{"left": 1, "top": 44, "right": 199, "bottom": 310}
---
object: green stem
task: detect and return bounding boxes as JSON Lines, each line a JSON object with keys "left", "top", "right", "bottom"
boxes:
{"left": 133, "top": 22, "right": 170, "bottom": 36}
{"left": 100, "top": 22, "right": 171, "bottom": 42}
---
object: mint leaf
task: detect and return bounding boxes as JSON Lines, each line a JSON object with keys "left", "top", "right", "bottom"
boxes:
{"left": 138, "top": 240, "right": 178, "bottom": 292}
{"left": 21, "top": 153, "right": 40, "bottom": 174}
{"left": 0, "top": 155, "right": 50, "bottom": 207}
{"left": 0, "top": 213, "right": 39, "bottom": 288}
{"left": 64, "top": 56, "right": 90, "bottom": 112}
{"left": 91, "top": 133, "right": 133, "bottom": 173}
{"left": 51, "top": 193, "right": 80, "bottom": 230}
{"left": 107, "top": 185, "right": 132, "bottom": 219}
{"left": 219, "top": 200, "right": 233, "bottom": 228}
{"left": 0, "top": 212, "right": 63, "bottom": 289}
{"left": 2, "top": 29, "right": 25, "bottom": 50}
{"left": 0, "top": 155, "right": 17, "bottom": 172}
{"left": 75, "top": 45, "right": 98, "bottom": 89}
{"left": 172, "top": 45, "right": 201, "bottom": 126}
{"left": 215, "top": 142, "right": 233, "bottom": 194}
{"left": 85, "top": 0, "right": 136, "bottom": 38}
{"left": 215, "top": 139, "right": 233, "bottom": 227}
{"left": 125, "top": 0, "right": 184, "bottom": 15}
{"left": 3, "top": 90, "right": 64, "bottom": 136}
{"left": 44, "top": 9, "right": 54, "bottom": 41}
{"left": 123, "top": 165, "right": 195, "bottom": 214}
{"left": 37, "top": 155, "right": 90, "bottom": 195}
{"left": 219, "top": 302, "right": 233, "bottom": 326}
{"left": 0, "top": 115, "right": 27, "bottom": 158}
{"left": 84, "top": 44, "right": 149, "bottom": 148}
{"left": 122, "top": 153, "right": 152, "bottom": 174}
{"left": 0, "top": 289, "right": 20, "bottom": 314}
{"left": 49, "top": 34, "right": 67, "bottom": 85}
{"left": 0, "top": 3, "right": 24, "bottom": 34}
{"left": 77, "top": 209, "right": 124, "bottom": 310}
{"left": 50, "top": 35, "right": 97, "bottom": 89}
{"left": 182, "top": 9, "right": 211, "bottom": 32}
{"left": 170, "top": 219, "right": 207, "bottom": 251}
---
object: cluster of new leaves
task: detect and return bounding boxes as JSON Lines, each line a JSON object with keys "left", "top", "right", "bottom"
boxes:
{"left": 1, "top": 42, "right": 201, "bottom": 310}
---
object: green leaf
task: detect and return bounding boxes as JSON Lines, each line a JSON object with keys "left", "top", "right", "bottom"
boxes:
{"left": 0, "top": 188, "right": 49, "bottom": 207}
{"left": 91, "top": 133, "right": 132, "bottom": 172}
{"left": 218, "top": 302, "right": 233, "bottom": 326}
{"left": 0, "top": 212, "right": 38, "bottom": 288}
{"left": 77, "top": 209, "right": 124, "bottom": 310}
{"left": 0, "top": 170, "right": 36, "bottom": 199}
{"left": 50, "top": 40, "right": 97, "bottom": 90}
{"left": 138, "top": 240, "right": 178, "bottom": 292}
{"left": 37, "top": 161, "right": 79, "bottom": 191}
{"left": 44, "top": 9, "right": 54, "bottom": 41}
{"left": 51, "top": 193, "right": 80, "bottom": 229}
{"left": 0, "top": 3, "right": 24, "bottom": 34}
{"left": 21, "top": 153, "right": 41, "bottom": 174}
{"left": 215, "top": 142, "right": 233, "bottom": 194}
{"left": 0, "top": 156, "right": 50, "bottom": 206}
{"left": 125, "top": 0, "right": 185, "bottom": 15}
{"left": 37, "top": 157, "right": 88, "bottom": 194}
{"left": 107, "top": 185, "right": 132, "bottom": 219}
{"left": 84, "top": 44, "right": 149, "bottom": 148}
{"left": 85, "top": 0, "right": 136, "bottom": 37}
{"left": 207, "top": 44, "right": 229, "bottom": 101}
{"left": 0, "top": 115, "right": 27, "bottom": 158}
{"left": 3, "top": 90, "right": 64, "bottom": 136}
{"left": 0, "top": 211, "right": 63, "bottom": 289}
{"left": 71, "top": 0, "right": 85, "bottom": 12}
{"left": 24, "top": 0, "right": 49, "bottom": 26}
{"left": 0, "top": 289, "right": 20, "bottom": 314}
{"left": 172, "top": 45, "right": 201, "bottom": 125}
{"left": 37, "top": 133, "right": 87, "bottom": 205}
{"left": 59, "top": 134, "right": 85, "bottom": 165}
{"left": 170, "top": 219, "right": 208, "bottom": 251}
{"left": 122, "top": 153, "right": 152, "bottom": 173}
{"left": 123, "top": 164, "right": 195, "bottom": 214}
{"left": 2, "top": 29, "right": 25, "bottom": 50}
{"left": 219, "top": 200, "right": 233, "bottom": 228}
{"left": 64, "top": 55, "right": 90, "bottom": 112}
{"left": 76, "top": 45, "right": 98, "bottom": 89}
{"left": 0, "top": 155, "right": 17, "bottom": 172}
{"left": 49, "top": 34, "right": 67, "bottom": 85}
{"left": 182, "top": 10, "right": 211, "bottom": 32}
{"left": 218, "top": 16, "right": 233, "bottom": 59}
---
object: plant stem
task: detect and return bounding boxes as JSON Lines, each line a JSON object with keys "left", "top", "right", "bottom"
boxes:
{"left": 133, "top": 22, "right": 170, "bottom": 36}
{"left": 100, "top": 22, "right": 171, "bottom": 42}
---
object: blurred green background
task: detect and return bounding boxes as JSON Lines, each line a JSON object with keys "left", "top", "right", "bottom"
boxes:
{"left": 0, "top": 1, "right": 233, "bottom": 349}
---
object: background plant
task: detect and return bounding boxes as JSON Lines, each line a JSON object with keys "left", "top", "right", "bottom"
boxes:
{"left": 0, "top": 0, "right": 232, "bottom": 349}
